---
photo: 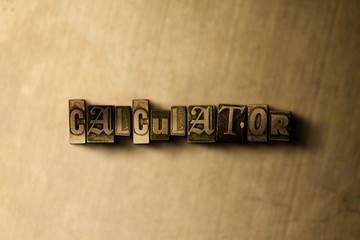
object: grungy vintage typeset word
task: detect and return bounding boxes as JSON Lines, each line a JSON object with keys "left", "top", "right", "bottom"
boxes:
{"left": 69, "top": 99, "right": 292, "bottom": 144}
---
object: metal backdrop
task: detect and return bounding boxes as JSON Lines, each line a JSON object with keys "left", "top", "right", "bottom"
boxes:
{"left": 1, "top": 0, "right": 359, "bottom": 239}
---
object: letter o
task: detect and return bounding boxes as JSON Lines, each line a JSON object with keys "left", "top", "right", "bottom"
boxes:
{"left": 249, "top": 108, "right": 267, "bottom": 135}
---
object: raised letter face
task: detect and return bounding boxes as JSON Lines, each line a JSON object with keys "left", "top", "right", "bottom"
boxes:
{"left": 187, "top": 105, "right": 216, "bottom": 143}
{"left": 151, "top": 110, "right": 170, "bottom": 141}
{"left": 171, "top": 106, "right": 186, "bottom": 136}
{"left": 247, "top": 105, "right": 268, "bottom": 142}
{"left": 132, "top": 99, "right": 150, "bottom": 144}
{"left": 69, "top": 99, "right": 86, "bottom": 144}
{"left": 269, "top": 111, "right": 291, "bottom": 141}
{"left": 216, "top": 104, "right": 246, "bottom": 142}
{"left": 115, "top": 106, "right": 131, "bottom": 136}
{"left": 86, "top": 105, "right": 114, "bottom": 143}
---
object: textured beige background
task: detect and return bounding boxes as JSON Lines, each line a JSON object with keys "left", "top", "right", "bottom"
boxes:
{"left": 1, "top": 0, "right": 360, "bottom": 239}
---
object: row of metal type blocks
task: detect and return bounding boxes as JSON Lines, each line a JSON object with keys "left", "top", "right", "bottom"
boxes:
{"left": 69, "top": 99, "right": 291, "bottom": 144}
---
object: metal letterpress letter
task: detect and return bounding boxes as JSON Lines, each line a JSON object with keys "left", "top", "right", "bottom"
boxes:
{"left": 187, "top": 105, "right": 216, "bottom": 143}
{"left": 87, "top": 105, "right": 114, "bottom": 143}
{"left": 115, "top": 106, "right": 131, "bottom": 136}
{"left": 247, "top": 104, "right": 268, "bottom": 142}
{"left": 151, "top": 110, "right": 170, "bottom": 140}
{"left": 216, "top": 104, "right": 246, "bottom": 142}
{"left": 171, "top": 106, "right": 186, "bottom": 136}
{"left": 269, "top": 110, "right": 291, "bottom": 141}
{"left": 133, "top": 99, "right": 150, "bottom": 144}
{"left": 69, "top": 99, "right": 86, "bottom": 144}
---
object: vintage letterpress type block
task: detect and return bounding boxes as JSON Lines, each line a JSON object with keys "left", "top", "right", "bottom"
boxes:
{"left": 86, "top": 105, "right": 114, "bottom": 143}
{"left": 216, "top": 104, "right": 246, "bottom": 142}
{"left": 151, "top": 110, "right": 170, "bottom": 141}
{"left": 247, "top": 105, "right": 268, "bottom": 142}
{"left": 269, "top": 111, "right": 291, "bottom": 141}
{"left": 170, "top": 106, "right": 186, "bottom": 136}
{"left": 187, "top": 105, "right": 216, "bottom": 143}
{"left": 115, "top": 106, "right": 131, "bottom": 136}
{"left": 132, "top": 99, "right": 150, "bottom": 144}
{"left": 69, "top": 99, "right": 86, "bottom": 144}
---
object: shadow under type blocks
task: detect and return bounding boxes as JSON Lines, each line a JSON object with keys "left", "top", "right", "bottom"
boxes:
{"left": 86, "top": 105, "right": 115, "bottom": 143}
{"left": 132, "top": 99, "right": 150, "bottom": 144}
{"left": 69, "top": 99, "right": 86, "bottom": 144}
{"left": 216, "top": 104, "right": 247, "bottom": 143}
{"left": 187, "top": 105, "right": 216, "bottom": 143}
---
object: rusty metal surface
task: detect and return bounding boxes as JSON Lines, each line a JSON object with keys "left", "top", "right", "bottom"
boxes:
{"left": 1, "top": 0, "right": 360, "bottom": 239}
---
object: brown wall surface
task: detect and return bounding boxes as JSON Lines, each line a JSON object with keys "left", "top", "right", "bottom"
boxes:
{"left": 1, "top": 0, "right": 359, "bottom": 239}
